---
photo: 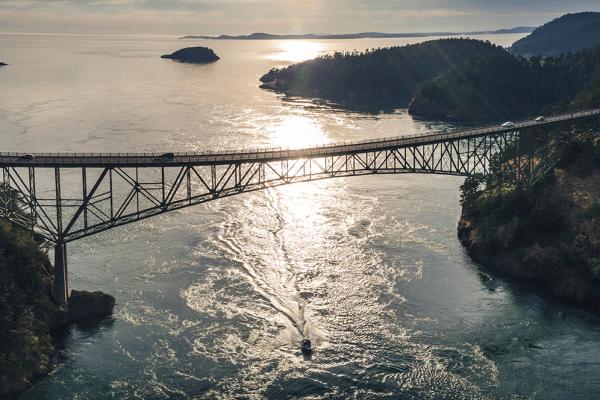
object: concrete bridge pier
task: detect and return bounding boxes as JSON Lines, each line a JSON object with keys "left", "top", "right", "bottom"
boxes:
{"left": 53, "top": 242, "right": 68, "bottom": 306}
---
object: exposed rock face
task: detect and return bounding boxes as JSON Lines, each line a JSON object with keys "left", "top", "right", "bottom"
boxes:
{"left": 0, "top": 221, "right": 61, "bottom": 398}
{"left": 161, "top": 47, "right": 220, "bottom": 63}
{"left": 1, "top": 211, "right": 116, "bottom": 397}
{"left": 0, "top": 290, "right": 115, "bottom": 397}
{"left": 68, "top": 290, "right": 116, "bottom": 322}
{"left": 259, "top": 79, "right": 285, "bottom": 91}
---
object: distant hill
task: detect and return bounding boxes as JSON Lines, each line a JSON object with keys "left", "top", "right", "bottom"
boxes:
{"left": 490, "top": 26, "right": 535, "bottom": 34}
{"left": 181, "top": 27, "right": 534, "bottom": 40}
{"left": 510, "top": 12, "right": 600, "bottom": 56}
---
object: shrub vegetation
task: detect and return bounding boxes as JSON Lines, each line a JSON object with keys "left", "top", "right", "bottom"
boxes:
{"left": 458, "top": 123, "right": 600, "bottom": 308}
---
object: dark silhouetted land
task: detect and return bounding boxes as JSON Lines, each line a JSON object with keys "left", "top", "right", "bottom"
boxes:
{"left": 510, "top": 12, "right": 600, "bottom": 56}
{"left": 259, "top": 38, "right": 508, "bottom": 111}
{"left": 408, "top": 43, "right": 600, "bottom": 121}
{"left": 181, "top": 27, "right": 534, "bottom": 40}
{"left": 259, "top": 28, "right": 600, "bottom": 121}
{"left": 161, "top": 47, "right": 220, "bottom": 63}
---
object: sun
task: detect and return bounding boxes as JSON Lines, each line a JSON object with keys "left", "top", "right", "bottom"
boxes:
{"left": 270, "top": 40, "right": 324, "bottom": 62}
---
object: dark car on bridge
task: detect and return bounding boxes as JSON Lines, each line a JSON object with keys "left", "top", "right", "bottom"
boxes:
{"left": 155, "top": 152, "right": 175, "bottom": 162}
{"left": 18, "top": 154, "right": 35, "bottom": 160}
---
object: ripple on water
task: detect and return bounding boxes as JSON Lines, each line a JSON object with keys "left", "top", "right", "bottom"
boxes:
{"left": 11, "top": 34, "right": 600, "bottom": 399}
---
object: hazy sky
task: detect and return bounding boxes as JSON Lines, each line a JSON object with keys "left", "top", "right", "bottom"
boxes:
{"left": 1, "top": 0, "right": 599, "bottom": 35}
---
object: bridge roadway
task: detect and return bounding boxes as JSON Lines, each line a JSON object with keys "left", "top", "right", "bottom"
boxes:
{"left": 1, "top": 109, "right": 599, "bottom": 168}
{"left": 2, "top": 108, "right": 599, "bottom": 306}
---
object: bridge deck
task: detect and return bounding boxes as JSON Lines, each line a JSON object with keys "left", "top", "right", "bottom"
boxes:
{"left": 1, "top": 109, "right": 599, "bottom": 168}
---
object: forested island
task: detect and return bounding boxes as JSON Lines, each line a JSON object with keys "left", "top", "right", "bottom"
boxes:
{"left": 0, "top": 219, "right": 115, "bottom": 397}
{"left": 260, "top": 12, "right": 600, "bottom": 122}
{"left": 260, "top": 38, "right": 509, "bottom": 112}
{"left": 161, "top": 47, "right": 220, "bottom": 63}
{"left": 458, "top": 122, "right": 600, "bottom": 309}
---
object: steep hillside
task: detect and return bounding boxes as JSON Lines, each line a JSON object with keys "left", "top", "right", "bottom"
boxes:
{"left": 458, "top": 124, "right": 600, "bottom": 309}
{"left": 407, "top": 53, "right": 547, "bottom": 121}
{"left": 408, "top": 43, "right": 600, "bottom": 121}
{"left": 0, "top": 222, "right": 63, "bottom": 396}
{"left": 510, "top": 12, "right": 600, "bottom": 56}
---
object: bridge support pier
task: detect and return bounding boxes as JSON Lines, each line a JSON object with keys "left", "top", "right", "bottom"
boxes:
{"left": 53, "top": 242, "right": 68, "bottom": 306}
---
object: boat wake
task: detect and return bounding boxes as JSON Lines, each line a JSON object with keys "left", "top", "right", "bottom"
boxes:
{"left": 214, "top": 189, "right": 313, "bottom": 345}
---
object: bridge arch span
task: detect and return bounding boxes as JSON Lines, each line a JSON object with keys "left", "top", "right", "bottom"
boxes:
{"left": 1, "top": 108, "right": 598, "bottom": 304}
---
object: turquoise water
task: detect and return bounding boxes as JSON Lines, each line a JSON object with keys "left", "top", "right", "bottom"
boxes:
{"left": 1, "top": 33, "right": 600, "bottom": 399}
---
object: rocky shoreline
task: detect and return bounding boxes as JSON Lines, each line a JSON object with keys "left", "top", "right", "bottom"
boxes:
{"left": 456, "top": 127, "right": 600, "bottom": 311}
{"left": 1, "top": 290, "right": 115, "bottom": 397}
{"left": 458, "top": 214, "right": 600, "bottom": 310}
{"left": 0, "top": 218, "right": 116, "bottom": 399}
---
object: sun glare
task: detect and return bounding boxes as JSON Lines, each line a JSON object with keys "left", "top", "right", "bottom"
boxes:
{"left": 267, "top": 115, "right": 330, "bottom": 149}
{"left": 270, "top": 40, "right": 324, "bottom": 62}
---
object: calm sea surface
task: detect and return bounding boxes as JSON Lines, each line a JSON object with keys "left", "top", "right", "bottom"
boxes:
{"left": 2, "top": 33, "right": 600, "bottom": 399}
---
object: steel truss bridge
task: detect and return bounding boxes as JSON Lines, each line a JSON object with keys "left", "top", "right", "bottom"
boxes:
{"left": 2, "top": 109, "right": 599, "bottom": 304}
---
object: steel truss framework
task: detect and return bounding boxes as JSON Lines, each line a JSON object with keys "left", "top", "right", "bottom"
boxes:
{"left": 0, "top": 128, "right": 559, "bottom": 245}
{"left": 4, "top": 109, "right": 597, "bottom": 305}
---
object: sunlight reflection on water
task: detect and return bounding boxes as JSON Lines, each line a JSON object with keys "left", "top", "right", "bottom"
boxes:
{"left": 8, "top": 33, "right": 600, "bottom": 400}
{"left": 268, "top": 40, "right": 326, "bottom": 62}
{"left": 267, "top": 113, "right": 331, "bottom": 149}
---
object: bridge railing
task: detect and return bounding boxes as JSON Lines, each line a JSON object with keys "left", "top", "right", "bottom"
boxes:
{"left": 1, "top": 109, "right": 599, "bottom": 163}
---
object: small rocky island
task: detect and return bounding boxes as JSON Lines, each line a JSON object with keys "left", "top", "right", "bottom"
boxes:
{"left": 0, "top": 221, "right": 115, "bottom": 397}
{"left": 0, "top": 62, "right": 7, "bottom": 67}
{"left": 161, "top": 46, "right": 220, "bottom": 63}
